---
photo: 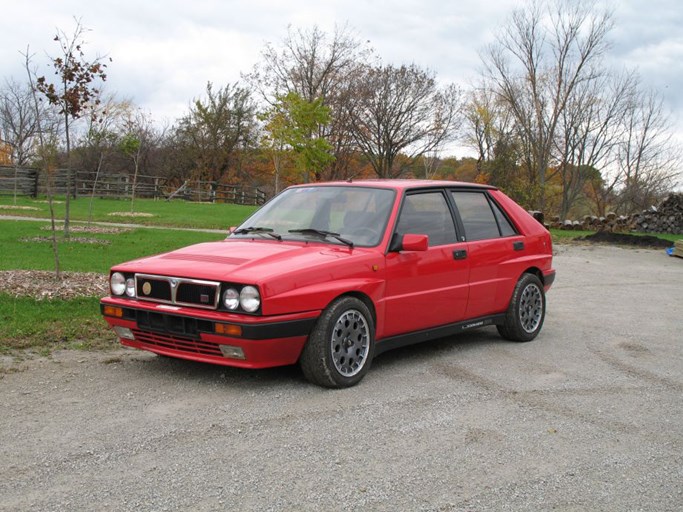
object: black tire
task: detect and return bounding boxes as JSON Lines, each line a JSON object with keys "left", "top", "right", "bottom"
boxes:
{"left": 300, "top": 296, "right": 375, "bottom": 388}
{"left": 497, "top": 273, "right": 546, "bottom": 342}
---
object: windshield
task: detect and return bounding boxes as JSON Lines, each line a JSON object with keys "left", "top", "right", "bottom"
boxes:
{"left": 231, "top": 185, "right": 396, "bottom": 247}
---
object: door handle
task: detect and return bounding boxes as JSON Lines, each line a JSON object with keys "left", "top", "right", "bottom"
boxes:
{"left": 513, "top": 241, "right": 525, "bottom": 251}
{"left": 453, "top": 249, "right": 467, "bottom": 260}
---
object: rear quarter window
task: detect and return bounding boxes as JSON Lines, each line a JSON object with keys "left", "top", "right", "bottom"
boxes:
{"left": 451, "top": 191, "right": 517, "bottom": 241}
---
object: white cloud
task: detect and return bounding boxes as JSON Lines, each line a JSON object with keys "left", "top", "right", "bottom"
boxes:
{"left": 1, "top": 0, "right": 681, "bottom": 143}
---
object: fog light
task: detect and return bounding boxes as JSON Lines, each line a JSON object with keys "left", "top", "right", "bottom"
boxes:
{"left": 125, "top": 278, "right": 136, "bottom": 297}
{"left": 219, "top": 345, "right": 245, "bottom": 360}
{"left": 113, "top": 326, "right": 135, "bottom": 340}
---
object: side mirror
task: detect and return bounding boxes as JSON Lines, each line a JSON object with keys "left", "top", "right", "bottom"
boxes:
{"left": 389, "top": 233, "right": 429, "bottom": 252}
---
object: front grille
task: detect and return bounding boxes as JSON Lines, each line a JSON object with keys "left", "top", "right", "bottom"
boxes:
{"left": 132, "top": 329, "right": 223, "bottom": 357}
{"left": 135, "top": 274, "right": 221, "bottom": 309}
{"left": 176, "top": 282, "right": 217, "bottom": 307}
{"left": 136, "top": 277, "right": 172, "bottom": 302}
{"left": 135, "top": 310, "right": 213, "bottom": 338}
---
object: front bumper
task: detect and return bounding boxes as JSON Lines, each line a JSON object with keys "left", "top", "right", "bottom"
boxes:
{"left": 100, "top": 297, "right": 319, "bottom": 369}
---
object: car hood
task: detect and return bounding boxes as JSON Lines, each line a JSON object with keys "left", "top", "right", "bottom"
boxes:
{"left": 112, "top": 239, "right": 378, "bottom": 289}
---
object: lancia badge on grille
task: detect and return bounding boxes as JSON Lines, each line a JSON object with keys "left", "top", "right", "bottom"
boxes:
{"left": 142, "top": 282, "right": 152, "bottom": 295}
{"left": 171, "top": 279, "right": 178, "bottom": 288}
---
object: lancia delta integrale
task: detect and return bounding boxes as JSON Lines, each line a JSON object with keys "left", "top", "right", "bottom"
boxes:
{"left": 101, "top": 180, "right": 555, "bottom": 388}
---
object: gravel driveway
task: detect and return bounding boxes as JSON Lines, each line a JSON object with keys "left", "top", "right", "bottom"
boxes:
{"left": 1, "top": 244, "right": 682, "bottom": 511}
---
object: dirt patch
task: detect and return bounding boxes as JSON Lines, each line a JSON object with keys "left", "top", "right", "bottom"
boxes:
{"left": 0, "top": 205, "right": 40, "bottom": 211}
{"left": 108, "top": 211, "right": 155, "bottom": 218}
{"left": 19, "top": 236, "right": 111, "bottom": 245}
{"left": 40, "top": 225, "right": 130, "bottom": 234}
{"left": 0, "top": 270, "right": 108, "bottom": 300}
{"left": 579, "top": 231, "right": 673, "bottom": 249}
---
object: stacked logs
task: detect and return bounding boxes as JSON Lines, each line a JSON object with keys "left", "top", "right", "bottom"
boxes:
{"left": 633, "top": 194, "right": 683, "bottom": 234}
{"left": 541, "top": 193, "right": 683, "bottom": 234}
{"left": 545, "top": 212, "right": 635, "bottom": 232}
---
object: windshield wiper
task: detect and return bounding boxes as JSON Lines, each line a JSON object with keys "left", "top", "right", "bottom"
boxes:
{"left": 233, "top": 226, "right": 282, "bottom": 240}
{"left": 288, "top": 228, "right": 354, "bottom": 248}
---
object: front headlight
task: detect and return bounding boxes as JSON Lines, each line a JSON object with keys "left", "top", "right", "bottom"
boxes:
{"left": 223, "top": 287, "right": 240, "bottom": 310}
{"left": 240, "top": 286, "right": 260, "bottom": 312}
{"left": 111, "top": 272, "right": 126, "bottom": 296}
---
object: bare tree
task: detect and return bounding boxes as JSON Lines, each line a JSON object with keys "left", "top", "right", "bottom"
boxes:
{"left": 23, "top": 48, "right": 61, "bottom": 278}
{"left": 347, "top": 63, "right": 462, "bottom": 178}
{"left": 553, "top": 71, "right": 637, "bottom": 218}
{"left": 0, "top": 79, "right": 48, "bottom": 166}
{"left": 481, "top": 0, "right": 613, "bottom": 209}
{"left": 462, "top": 83, "right": 516, "bottom": 177}
{"left": 613, "top": 87, "right": 681, "bottom": 214}
{"left": 246, "top": 24, "right": 373, "bottom": 180}
{"left": 118, "top": 107, "right": 157, "bottom": 211}
{"left": 75, "top": 96, "right": 138, "bottom": 222}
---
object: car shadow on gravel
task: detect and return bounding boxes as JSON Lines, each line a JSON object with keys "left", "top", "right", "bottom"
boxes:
{"left": 108, "top": 329, "right": 502, "bottom": 390}
{"left": 371, "top": 328, "right": 501, "bottom": 372}
{"left": 118, "top": 352, "right": 309, "bottom": 389}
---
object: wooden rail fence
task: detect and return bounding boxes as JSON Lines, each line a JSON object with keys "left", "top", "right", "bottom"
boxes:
{"left": 0, "top": 166, "right": 266, "bottom": 206}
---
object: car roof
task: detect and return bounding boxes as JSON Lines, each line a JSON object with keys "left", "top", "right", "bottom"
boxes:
{"left": 289, "top": 179, "right": 497, "bottom": 192}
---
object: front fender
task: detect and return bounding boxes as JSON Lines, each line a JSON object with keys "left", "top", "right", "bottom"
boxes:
{"left": 263, "top": 278, "right": 385, "bottom": 317}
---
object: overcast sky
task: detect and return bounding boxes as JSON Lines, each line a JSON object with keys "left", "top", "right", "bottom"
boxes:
{"left": 2, "top": 0, "right": 682, "bottom": 155}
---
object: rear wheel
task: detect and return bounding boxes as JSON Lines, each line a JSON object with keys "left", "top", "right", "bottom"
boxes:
{"left": 300, "top": 296, "right": 375, "bottom": 388}
{"left": 497, "top": 273, "right": 545, "bottom": 342}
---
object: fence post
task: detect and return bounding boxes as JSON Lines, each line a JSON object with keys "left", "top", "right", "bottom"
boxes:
{"left": 32, "top": 169, "right": 38, "bottom": 198}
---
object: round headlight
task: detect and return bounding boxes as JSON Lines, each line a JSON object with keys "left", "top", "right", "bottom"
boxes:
{"left": 240, "top": 286, "right": 261, "bottom": 313}
{"left": 125, "top": 278, "right": 136, "bottom": 297}
{"left": 110, "top": 272, "right": 126, "bottom": 296}
{"left": 223, "top": 287, "right": 240, "bottom": 310}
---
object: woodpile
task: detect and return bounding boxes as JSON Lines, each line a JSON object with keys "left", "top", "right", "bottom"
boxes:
{"left": 633, "top": 194, "right": 683, "bottom": 235}
{"left": 544, "top": 193, "right": 683, "bottom": 234}
{"left": 546, "top": 212, "right": 634, "bottom": 232}
{"left": 674, "top": 239, "right": 683, "bottom": 258}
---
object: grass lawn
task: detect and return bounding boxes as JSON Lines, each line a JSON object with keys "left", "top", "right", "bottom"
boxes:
{"left": 550, "top": 228, "right": 680, "bottom": 243}
{"left": 0, "top": 220, "right": 226, "bottom": 273}
{"left": 0, "top": 218, "right": 230, "bottom": 353}
{"left": 0, "top": 295, "right": 115, "bottom": 354}
{"left": 0, "top": 195, "right": 258, "bottom": 229}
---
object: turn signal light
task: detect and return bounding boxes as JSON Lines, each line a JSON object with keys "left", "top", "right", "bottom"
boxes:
{"left": 215, "top": 323, "right": 243, "bottom": 337}
{"left": 103, "top": 306, "right": 124, "bottom": 318}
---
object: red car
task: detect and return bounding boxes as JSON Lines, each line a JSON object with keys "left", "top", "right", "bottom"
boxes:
{"left": 101, "top": 180, "right": 555, "bottom": 387}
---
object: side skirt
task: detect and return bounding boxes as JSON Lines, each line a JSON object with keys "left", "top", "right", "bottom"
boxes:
{"left": 374, "top": 314, "right": 506, "bottom": 357}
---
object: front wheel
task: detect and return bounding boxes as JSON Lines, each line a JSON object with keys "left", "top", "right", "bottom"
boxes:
{"left": 497, "top": 273, "right": 546, "bottom": 342}
{"left": 300, "top": 296, "right": 375, "bottom": 388}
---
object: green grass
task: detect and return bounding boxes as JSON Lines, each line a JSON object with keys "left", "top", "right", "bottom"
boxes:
{"left": 0, "top": 220, "right": 226, "bottom": 273}
{"left": 0, "top": 195, "right": 258, "bottom": 229}
{"left": 551, "top": 228, "right": 680, "bottom": 243}
{"left": 0, "top": 295, "right": 116, "bottom": 353}
{"left": 0, "top": 217, "right": 232, "bottom": 354}
{"left": 550, "top": 229, "right": 596, "bottom": 240}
